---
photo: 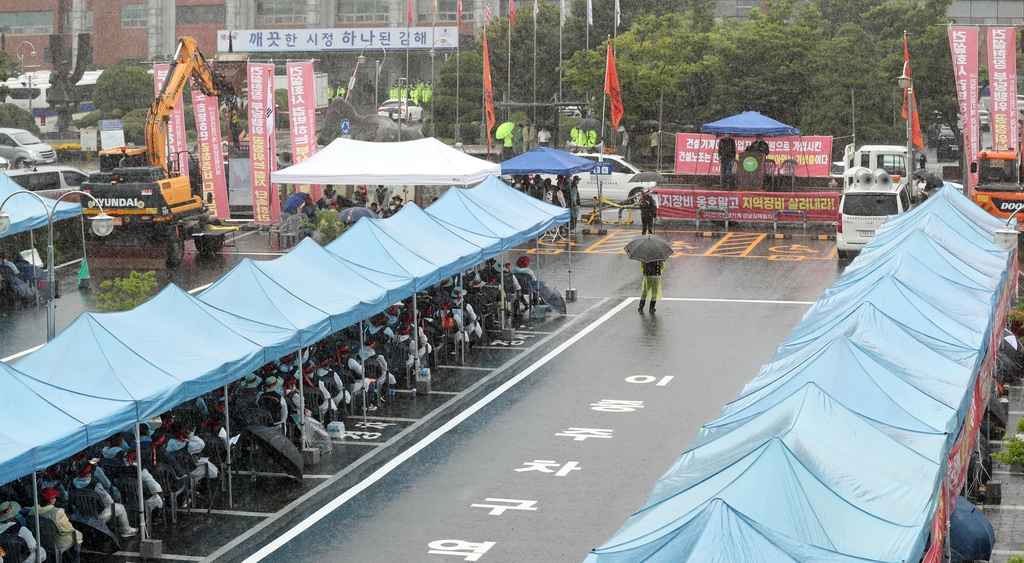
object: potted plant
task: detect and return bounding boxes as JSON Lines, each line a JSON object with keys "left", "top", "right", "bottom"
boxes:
{"left": 992, "top": 421, "right": 1024, "bottom": 473}
{"left": 301, "top": 209, "right": 348, "bottom": 245}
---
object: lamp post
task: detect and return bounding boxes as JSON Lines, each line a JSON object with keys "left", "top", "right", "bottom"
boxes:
{"left": 897, "top": 63, "right": 915, "bottom": 179}
{"left": 429, "top": 38, "right": 450, "bottom": 139}
{"left": 16, "top": 41, "right": 37, "bottom": 116}
{"left": 357, "top": 42, "right": 387, "bottom": 111}
{"left": 0, "top": 191, "right": 115, "bottom": 341}
{"left": 994, "top": 206, "right": 1024, "bottom": 252}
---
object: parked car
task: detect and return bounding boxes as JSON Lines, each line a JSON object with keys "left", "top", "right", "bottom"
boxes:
{"left": 934, "top": 127, "right": 960, "bottom": 162}
{"left": 836, "top": 168, "right": 913, "bottom": 259}
{"left": 377, "top": 99, "right": 423, "bottom": 122}
{"left": 0, "top": 156, "right": 9, "bottom": 171}
{"left": 0, "top": 128, "right": 57, "bottom": 168}
{"left": 536, "top": 153, "right": 656, "bottom": 203}
{"left": 3, "top": 166, "right": 91, "bottom": 201}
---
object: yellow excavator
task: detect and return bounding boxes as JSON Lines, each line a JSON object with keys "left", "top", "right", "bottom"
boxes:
{"left": 82, "top": 37, "right": 245, "bottom": 267}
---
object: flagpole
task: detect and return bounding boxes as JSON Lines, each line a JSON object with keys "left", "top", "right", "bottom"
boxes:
{"left": 558, "top": 0, "right": 563, "bottom": 148}
{"left": 597, "top": 35, "right": 609, "bottom": 230}
{"left": 533, "top": 0, "right": 538, "bottom": 125}
{"left": 456, "top": 44, "right": 461, "bottom": 142}
{"left": 508, "top": 5, "right": 512, "bottom": 123}
{"left": 406, "top": 0, "right": 411, "bottom": 143}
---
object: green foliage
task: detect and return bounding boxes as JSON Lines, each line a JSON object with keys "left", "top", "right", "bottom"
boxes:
{"left": 301, "top": 209, "right": 348, "bottom": 245}
{"left": 432, "top": 52, "right": 485, "bottom": 144}
{"left": 93, "top": 64, "right": 155, "bottom": 113}
{"left": 275, "top": 89, "right": 290, "bottom": 128}
{"left": 0, "top": 104, "right": 40, "bottom": 134}
{"left": 93, "top": 270, "right": 158, "bottom": 312}
{"left": 993, "top": 436, "right": 1024, "bottom": 468}
{"left": 1008, "top": 555, "right": 1024, "bottom": 563}
{"left": 1017, "top": 417, "right": 1024, "bottom": 435}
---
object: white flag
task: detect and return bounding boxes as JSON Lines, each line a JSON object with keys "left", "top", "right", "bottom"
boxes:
{"left": 587, "top": 0, "right": 593, "bottom": 25}
{"left": 560, "top": 0, "right": 567, "bottom": 27}
{"left": 534, "top": 0, "right": 538, "bottom": 23}
{"left": 614, "top": 0, "right": 620, "bottom": 27}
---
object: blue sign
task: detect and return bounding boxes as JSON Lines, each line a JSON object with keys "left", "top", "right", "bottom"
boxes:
{"left": 591, "top": 162, "right": 612, "bottom": 175}
{"left": 340, "top": 119, "right": 351, "bottom": 135}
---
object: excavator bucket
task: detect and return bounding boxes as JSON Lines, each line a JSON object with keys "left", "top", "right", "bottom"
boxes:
{"left": 212, "top": 52, "right": 248, "bottom": 96}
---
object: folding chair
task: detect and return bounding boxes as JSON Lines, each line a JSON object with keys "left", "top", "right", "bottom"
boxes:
{"left": 155, "top": 462, "right": 189, "bottom": 523}
{"left": 777, "top": 159, "right": 798, "bottom": 190}
{"left": 34, "top": 517, "right": 74, "bottom": 563}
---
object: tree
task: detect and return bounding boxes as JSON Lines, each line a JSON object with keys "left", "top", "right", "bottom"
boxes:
{"left": 93, "top": 63, "right": 154, "bottom": 113}
{"left": 93, "top": 270, "right": 158, "bottom": 312}
{"left": 431, "top": 51, "right": 485, "bottom": 143}
{"left": 0, "top": 103, "right": 40, "bottom": 134}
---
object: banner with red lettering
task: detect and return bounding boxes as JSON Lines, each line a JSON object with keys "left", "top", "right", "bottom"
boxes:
{"left": 652, "top": 188, "right": 839, "bottom": 222}
{"left": 674, "top": 133, "right": 832, "bottom": 176}
{"left": 987, "top": 28, "right": 1018, "bottom": 152}
{"left": 248, "top": 63, "right": 280, "bottom": 224}
{"left": 949, "top": 27, "right": 979, "bottom": 193}
{"left": 190, "top": 84, "right": 229, "bottom": 219}
{"left": 153, "top": 64, "right": 190, "bottom": 179}
{"left": 285, "top": 62, "right": 320, "bottom": 201}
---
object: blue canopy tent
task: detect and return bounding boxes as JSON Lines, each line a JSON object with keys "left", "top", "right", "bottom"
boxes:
{"left": 701, "top": 111, "right": 802, "bottom": 136}
{"left": 380, "top": 203, "right": 488, "bottom": 279}
{"left": 462, "top": 175, "right": 570, "bottom": 238}
{"left": 393, "top": 202, "right": 504, "bottom": 259}
{"left": 499, "top": 147, "right": 598, "bottom": 175}
{"left": 880, "top": 185, "right": 1004, "bottom": 240}
{"left": 0, "top": 174, "right": 81, "bottom": 238}
{"left": 425, "top": 187, "right": 524, "bottom": 251}
{"left": 326, "top": 214, "right": 450, "bottom": 288}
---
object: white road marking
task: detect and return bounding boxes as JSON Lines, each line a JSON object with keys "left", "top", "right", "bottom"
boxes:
{"left": 657, "top": 297, "right": 816, "bottom": 305}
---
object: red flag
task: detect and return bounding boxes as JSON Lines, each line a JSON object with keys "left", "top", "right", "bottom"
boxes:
{"left": 408, "top": 0, "right": 413, "bottom": 26}
{"left": 605, "top": 42, "right": 624, "bottom": 129}
{"left": 457, "top": 0, "right": 462, "bottom": 25}
{"left": 901, "top": 34, "right": 924, "bottom": 151}
{"left": 482, "top": 31, "right": 496, "bottom": 156}
{"left": 509, "top": 0, "right": 515, "bottom": 28}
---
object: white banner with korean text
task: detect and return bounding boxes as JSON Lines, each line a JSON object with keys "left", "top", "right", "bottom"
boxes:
{"left": 286, "top": 62, "right": 320, "bottom": 201}
{"left": 153, "top": 64, "right": 190, "bottom": 179}
{"left": 248, "top": 63, "right": 280, "bottom": 225}
{"left": 218, "top": 27, "right": 458, "bottom": 52}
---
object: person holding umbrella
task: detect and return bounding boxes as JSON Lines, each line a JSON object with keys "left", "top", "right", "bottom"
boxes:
{"left": 639, "top": 188, "right": 658, "bottom": 235}
{"left": 638, "top": 260, "right": 665, "bottom": 314}
{"left": 624, "top": 234, "right": 673, "bottom": 314}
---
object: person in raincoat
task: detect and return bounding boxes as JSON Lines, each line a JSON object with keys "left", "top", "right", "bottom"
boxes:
{"left": 639, "top": 187, "right": 657, "bottom": 235}
{"left": 638, "top": 260, "right": 665, "bottom": 315}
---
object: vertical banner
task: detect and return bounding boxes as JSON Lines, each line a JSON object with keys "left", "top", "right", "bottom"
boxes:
{"left": 190, "top": 83, "right": 230, "bottom": 219}
{"left": 153, "top": 64, "right": 190, "bottom": 179}
{"left": 987, "top": 27, "right": 1018, "bottom": 152}
{"left": 482, "top": 31, "right": 496, "bottom": 157}
{"left": 286, "top": 62, "right": 321, "bottom": 201}
{"left": 248, "top": 63, "right": 279, "bottom": 224}
{"left": 949, "top": 27, "right": 979, "bottom": 193}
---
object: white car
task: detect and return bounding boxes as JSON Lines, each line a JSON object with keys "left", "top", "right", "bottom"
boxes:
{"left": 0, "top": 156, "right": 8, "bottom": 171}
{"left": 552, "top": 153, "right": 656, "bottom": 203}
{"left": 377, "top": 99, "right": 423, "bottom": 122}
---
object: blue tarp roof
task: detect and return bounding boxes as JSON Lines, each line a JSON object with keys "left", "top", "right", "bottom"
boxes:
{"left": 461, "top": 175, "right": 570, "bottom": 239}
{"left": 426, "top": 187, "right": 524, "bottom": 252}
{"left": 500, "top": 147, "right": 598, "bottom": 175}
{"left": 700, "top": 111, "right": 802, "bottom": 136}
{"left": 0, "top": 173, "right": 82, "bottom": 238}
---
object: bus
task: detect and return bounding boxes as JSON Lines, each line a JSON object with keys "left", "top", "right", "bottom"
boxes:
{"left": 3, "top": 70, "right": 103, "bottom": 133}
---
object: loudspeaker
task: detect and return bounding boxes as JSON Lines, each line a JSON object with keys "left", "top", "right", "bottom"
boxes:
{"left": 873, "top": 169, "right": 894, "bottom": 190}
{"left": 853, "top": 168, "right": 875, "bottom": 190}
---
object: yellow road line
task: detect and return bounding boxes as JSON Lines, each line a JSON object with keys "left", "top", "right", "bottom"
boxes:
{"left": 704, "top": 233, "right": 765, "bottom": 256}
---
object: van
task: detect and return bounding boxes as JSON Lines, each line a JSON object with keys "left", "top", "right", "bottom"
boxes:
{"left": 0, "top": 128, "right": 56, "bottom": 168}
{"left": 836, "top": 168, "right": 912, "bottom": 259}
{"left": 3, "top": 166, "right": 91, "bottom": 201}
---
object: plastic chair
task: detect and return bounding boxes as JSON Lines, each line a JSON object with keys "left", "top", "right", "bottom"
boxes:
{"left": 762, "top": 159, "right": 777, "bottom": 191}
{"left": 238, "top": 408, "right": 275, "bottom": 428}
{"left": 155, "top": 462, "right": 189, "bottom": 523}
{"left": 68, "top": 488, "right": 107, "bottom": 522}
{"left": 115, "top": 478, "right": 155, "bottom": 538}
{"left": 777, "top": 159, "right": 798, "bottom": 190}
{"left": 33, "top": 517, "right": 72, "bottom": 563}
{"left": 0, "top": 534, "right": 31, "bottom": 562}
{"left": 269, "top": 213, "right": 303, "bottom": 249}
{"left": 302, "top": 388, "right": 329, "bottom": 423}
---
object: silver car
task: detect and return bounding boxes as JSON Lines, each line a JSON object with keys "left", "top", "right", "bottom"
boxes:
{"left": 0, "top": 128, "right": 57, "bottom": 168}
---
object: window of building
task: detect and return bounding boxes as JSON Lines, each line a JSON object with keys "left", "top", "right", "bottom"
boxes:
{"left": 0, "top": 11, "right": 54, "bottom": 35}
{"left": 416, "top": 0, "right": 473, "bottom": 22}
{"left": 122, "top": 4, "right": 148, "bottom": 28}
{"left": 336, "top": 0, "right": 390, "bottom": 23}
{"left": 61, "top": 11, "right": 94, "bottom": 33}
{"left": 177, "top": 5, "right": 227, "bottom": 24}
{"left": 256, "top": 0, "right": 306, "bottom": 25}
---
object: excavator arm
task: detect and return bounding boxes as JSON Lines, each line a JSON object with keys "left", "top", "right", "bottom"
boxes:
{"left": 146, "top": 36, "right": 237, "bottom": 171}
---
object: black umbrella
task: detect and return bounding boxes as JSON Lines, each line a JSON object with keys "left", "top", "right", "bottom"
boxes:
{"left": 624, "top": 235, "right": 674, "bottom": 263}
{"left": 244, "top": 425, "right": 304, "bottom": 480}
{"left": 536, "top": 281, "right": 567, "bottom": 315}
{"left": 576, "top": 117, "right": 601, "bottom": 131}
{"left": 339, "top": 207, "right": 379, "bottom": 225}
{"left": 949, "top": 496, "right": 994, "bottom": 561}
{"left": 68, "top": 514, "right": 120, "bottom": 554}
{"left": 629, "top": 171, "right": 667, "bottom": 184}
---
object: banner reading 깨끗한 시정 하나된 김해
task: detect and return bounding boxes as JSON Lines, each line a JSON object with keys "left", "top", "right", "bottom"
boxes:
{"left": 153, "top": 64, "right": 190, "bottom": 180}
{"left": 674, "top": 133, "right": 832, "bottom": 177}
{"left": 248, "top": 63, "right": 279, "bottom": 224}
{"left": 987, "top": 27, "right": 1018, "bottom": 153}
{"left": 949, "top": 27, "right": 979, "bottom": 193}
{"left": 190, "top": 81, "right": 230, "bottom": 220}
{"left": 286, "top": 62, "right": 320, "bottom": 201}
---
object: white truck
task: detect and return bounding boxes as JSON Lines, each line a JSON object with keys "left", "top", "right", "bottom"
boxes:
{"left": 274, "top": 71, "right": 329, "bottom": 109}
{"left": 840, "top": 144, "right": 921, "bottom": 192}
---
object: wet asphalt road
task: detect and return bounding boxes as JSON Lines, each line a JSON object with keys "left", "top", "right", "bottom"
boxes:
{"left": 2, "top": 219, "right": 842, "bottom": 562}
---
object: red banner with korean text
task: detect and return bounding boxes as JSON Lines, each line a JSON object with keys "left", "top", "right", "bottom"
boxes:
{"left": 153, "top": 64, "right": 190, "bottom": 179}
{"left": 190, "top": 84, "right": 229, "bottom": 219}
{"left": 248, "top": 63, "right": 280, "bottom": 225}
{"left": 674, "top": 133, "right": 832, "bottom": 176}
{"left": 949, "top": 27, "right": 979, "bottom": 194}
{"left": 987, "top": 28, "right": 1018, "bottom": 152}
{"left": 286, "top": 62, "right": 320, "bottom": 201}
{"left": 652, "top": 189, "right": 839, "bottom": 222}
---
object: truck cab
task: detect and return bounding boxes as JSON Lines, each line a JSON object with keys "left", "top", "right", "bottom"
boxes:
{"left": 970, "top": 149, "right": 1024, "bottom": 220}
{"left": 841, "top": 144, "right": 924, "bottom": 192}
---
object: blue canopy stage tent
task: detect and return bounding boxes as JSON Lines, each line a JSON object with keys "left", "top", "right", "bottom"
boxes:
{"left": 587, "top": 185, "right": 1013, "bottom": 563}
{"left": 0, "top": 174, "right": 81, "bottom": 238}
{"left": 461, "top": 175, "right": 571, "bottom": 239}
{"left": 700, "top": 111, "right": 802, "bottom": 137}
{"left": 499, "top": 147, "right": 598, "bottom": 175}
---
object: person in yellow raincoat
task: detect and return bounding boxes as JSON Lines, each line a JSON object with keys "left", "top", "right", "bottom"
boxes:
{"left": 638, "top": 260, "right": 665, "bottom": 314}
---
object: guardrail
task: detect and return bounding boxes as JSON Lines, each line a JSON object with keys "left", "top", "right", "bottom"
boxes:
{"left": 696, "top": 206, "right": 730, "bottom": 230}
{"left": 772, "top": 210, "right": 807, "bottom": 234}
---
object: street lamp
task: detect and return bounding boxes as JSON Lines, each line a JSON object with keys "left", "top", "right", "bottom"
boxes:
{"left": 897, "top": 63, "right": 914, "bottom": 179}
{"left": 0, "top": 190, "right": 115, "bottom": 341}
{"left": 357, "top": 42, "right": 387, "bottom": 111}
{"left": 16, "top": 41, "right": 37, "bottom": 116}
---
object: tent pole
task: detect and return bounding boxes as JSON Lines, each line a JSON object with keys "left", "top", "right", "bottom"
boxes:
{"left": 567, "top": 226, "right": 572, "bottom": 299}
{"left": 29, "top": 229, "right": 38, "bottom": 304}
{"left": 296, "top": 348, "right": 305, "bottom": 448}
{"left": 31, "top": 472, "right": 42, "bottom": 563}
{"left": 499, "top": 251, "right": 506, "bottom": 330}
{"left": 134, "top": 422, "right": 146, "bottom": 538}
{"left": 360, "top": 320, "right": 367, "bottom": 426}
{"left": 459, "top": 272, "right": 465, "bottom": 365}
{"left": 412, "top": 291, "right": 420, "bottom": 387}
{"left": 223, "top": 383, "right": 232, "bottom": 508}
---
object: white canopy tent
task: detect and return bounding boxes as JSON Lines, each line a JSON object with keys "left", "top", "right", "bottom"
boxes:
{"left": 271, "top": 138, "right": 501, "bottom": 186}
